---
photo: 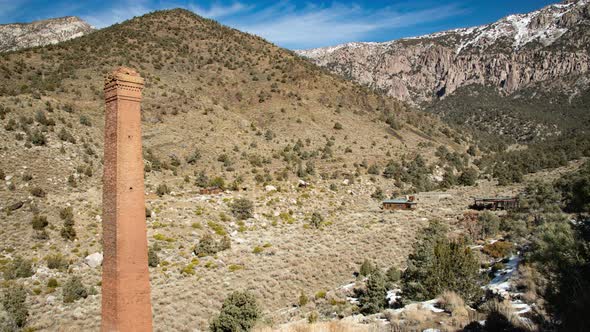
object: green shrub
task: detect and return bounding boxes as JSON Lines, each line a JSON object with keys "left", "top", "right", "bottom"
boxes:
{"left": 194, "top": 234, "right": 231, "bottom": 257}
{"left": 30, "top": 186, "right": 46, "bottom": 198}
{"left": 156, "top": 183, "right": 170, "bottom": 196}
{"left": 231, "top": 198, "right": 253, "bottom": 220}
{"left": 556, "top": 161, "right": 590, "bottom": 213}
{"left": 368, "top": 164, "right": 380, "bottom": 175}
{"left": 307, "top": 311, "right": 319, "bottom": 324}
{"left": 500, "top": 217, "right": 528, "bottom": 239}
{"left": 1, "top": 284, "right": 28, "bottom": 328}
{"left": 46, "top": 253, "right": 69, "bottom": 270}
{"left": 401, "top": 220, "right": 481, "bottom": 303}
{"left": 62, "top": 276, "right": 88, "bottom": 303}
{"left": 333, "top": 122, "right": 343, "bottom": 130}
{"left": 4, "top": 256, "right": 33, "bottom": 280}
{"left": 310, "top": 212, "right": 323, "bottom": 228}
{"left": 209, "top": 291, "right": 260, "bottom": 332}
{"left": 186, "top": 148, "right": 202, "bottom": 164}
{"left": 359, "top": 259, "right": 376, "bottom": 277}
{"left": 47, "top": 278, "right": 58, "bottom": 288}
{"left": 315, "top": 290, "right": 326, "bottom": 299}
{"left": 28, "top": 129, "right": 46, "bottom": 146}
{"left": 60, "top": 207, "right": 73, "bottom": 220}
{"left": 371, "top": 187, "right": 384, "bottom": 200}
{"left": 479, "top": 211, "right": 500, "bottom": 239}
{"left": 35, "top": 110, "right": 54, "bottom": 126}
{"left": 58, "top": 127, "right": 76, "bottom": 143}
{"left": 180, "top": 262, "right": 197, "bottom": 275}
{"left": 382, "top": 160, "right": 400, "bottom": 179}
{"left": 458, "top": 168, "right": 478, "bottom": 186}
{"left": 228, "top": 264, "right": 244, "bottom": 272}
{"left": 483, "top": 241, "right": 514, "bottom": 259}
{"left": 209, "top": 177, "right": 226, "bottom": 189}
{"left": 360, "top": 269, "right": 387, "bottom": 314}
{"left": 32, "top": 215, "right": 48, "bottom": 230}
{"left": 385, "top": 266, "right": 401, "bottom": 285}
{"left": 61, "top": 217, "right": 76, "bottom": 241}
{"left": 148, "top": 246, "right": 159, "bottom": 267}
{"left": 79, "top": 115, "right": 91, "bottom": 126}
{"left": 298, "top": 291, "right": 308, "bottom": 307}
{"left": 528, "top": 219, "right": 590, "bottom": 331}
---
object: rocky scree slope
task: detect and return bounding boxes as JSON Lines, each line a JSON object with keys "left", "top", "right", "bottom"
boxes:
{"left": 0, "top": 16, "right": 95, "bottom": 53}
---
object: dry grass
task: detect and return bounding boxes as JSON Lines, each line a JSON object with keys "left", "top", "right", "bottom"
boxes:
{"left": 256, "top": 321, "right": 375, "bottom": 332}
{"left": 482, "top": 300, "right": 535, "bottom": 331}
{"left": 437, "top": 291, "right": 465, "bottom": 314}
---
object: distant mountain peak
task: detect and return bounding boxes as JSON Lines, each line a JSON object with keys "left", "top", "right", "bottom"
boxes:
{"left": 296, "top": 0, "right": 590, "bottom": 104}
{"left": 0, "top": 16, "right": 95, "bottom": 53}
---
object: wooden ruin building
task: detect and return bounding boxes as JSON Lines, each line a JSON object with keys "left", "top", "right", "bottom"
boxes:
{"left": 472, "top": 197, "right": 519, "bottom": 210}
{"left": 382, "top": 196, "right": 417, "bottom": 210}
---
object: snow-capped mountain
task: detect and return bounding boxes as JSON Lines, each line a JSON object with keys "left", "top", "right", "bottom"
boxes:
{"left": 296, "top": 0, "right": 590, "bottom": 104}
{"left": 0, "top": 16, "right": 95, "bottom": 53}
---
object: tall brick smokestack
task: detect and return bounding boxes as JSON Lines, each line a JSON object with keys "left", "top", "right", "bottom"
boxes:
{"left": 102, "top": 67, "right": 153, "bottom": 331}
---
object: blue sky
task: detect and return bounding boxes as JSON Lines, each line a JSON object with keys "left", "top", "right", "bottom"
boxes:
{"left": 0, "top": 0, "right": 560, "bottom": 49}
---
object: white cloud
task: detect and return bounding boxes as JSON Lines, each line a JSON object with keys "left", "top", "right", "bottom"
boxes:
{"left": 189, "top": 2, "right": 251, "bottom": 19}
{"left": 22, "top": 0, "right": 465, "bottom": 50}
{"left": 231, "top": 2, "right": 466, "bottom": 49}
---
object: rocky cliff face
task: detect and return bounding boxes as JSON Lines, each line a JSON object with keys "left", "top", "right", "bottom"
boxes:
{"left": 297, "top": 0, "right": 590, "bottom": 105}
{"left": 0, "top": 16, "right": 95, "bottom": 53}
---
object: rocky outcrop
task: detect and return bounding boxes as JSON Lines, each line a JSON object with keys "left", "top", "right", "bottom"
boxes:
{"left": 0, "top": 16, "right": 94, "bottom": 53}
{"left": 297, "top": 0, "right": 590, "bottom": 104}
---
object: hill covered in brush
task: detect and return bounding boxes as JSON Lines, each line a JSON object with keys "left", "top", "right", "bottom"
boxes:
{"left": 0, "top": 8, "right": 468, "bottom": 196}
{"left": 0, "top": 9, "right": 474, "bottom": 331}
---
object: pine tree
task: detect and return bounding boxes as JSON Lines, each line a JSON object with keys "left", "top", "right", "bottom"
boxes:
{"left": 360, "top": 269, "right": 387, "bottom": 314}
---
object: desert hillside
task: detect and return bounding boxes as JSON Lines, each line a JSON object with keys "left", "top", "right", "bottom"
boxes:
{"left": 0, "top": 9, "right": 479, "bottom": 331}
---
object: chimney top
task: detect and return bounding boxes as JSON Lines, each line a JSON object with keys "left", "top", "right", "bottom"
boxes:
{"left": 104, "top": 67, "right": 144, "bottom": 87}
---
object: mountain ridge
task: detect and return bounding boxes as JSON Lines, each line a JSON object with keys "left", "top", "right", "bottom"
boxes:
{"left": 0, "top": 16, "right": 95, "bottom": 53}
{"left": 296, "top": 0, "right": 590, "bottom": 105}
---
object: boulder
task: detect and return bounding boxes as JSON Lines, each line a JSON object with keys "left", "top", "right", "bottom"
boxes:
{"left": 84, "top": 252, "right": 103, "bottom": 268}
{"left": 265, "top": 185, "right": 277, "bottom": 192}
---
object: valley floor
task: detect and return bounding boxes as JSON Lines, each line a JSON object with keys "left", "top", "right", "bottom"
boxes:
{"left": 6, "top": 162, "right": 581, "bottom": 331}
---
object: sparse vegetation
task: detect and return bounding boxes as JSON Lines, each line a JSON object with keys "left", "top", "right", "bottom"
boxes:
{"left": 60, "top": 207, "right": 76, "bottom": 241}
{"left": 193, "top": 234, "right": 231, "bottom": 257}
{"left": 31, "top": 214, "right": 48, "bottom": 230}
{"left": 209, "top": 291, "right": 260, "bottom": 332}
{"left": 3, "top": 256, "right": 33, "bottom": 280}
{"left": 1, "top": 284, "right": 28, "bottom": 329}
{"left": 148, "top": 245, "right": 160, "bottom": 267}
{"left": 360, "top": 269, "right": 387, "bottom": 314}
{"left": 156, "top": 183, "right": 170, "bottom": 196}
{"left": 62, "top": 276, "right": 88, "bottom": 303}
{"left": 309, "top": 212, "right": 323, "bottom": 228}
{"left": 230, "top": 198, "right": 253, "bottom": 220}
{"left": 46, "top": 253, "right": 69, "bottom": 270}
{"left": 402, "top": 220, "right": 481, "bottom": 303}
